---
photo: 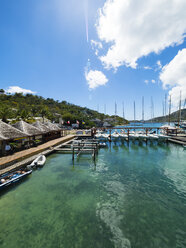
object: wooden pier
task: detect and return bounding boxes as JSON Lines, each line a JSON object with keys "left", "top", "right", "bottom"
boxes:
{"left": 55, "top": 139, "right": 99, "bottom": 161}
{"left": 168, "top": 135, "right": 186, "bottom": 146}
{"left": 0, "top": 135, "right": 75, "bottom": 175}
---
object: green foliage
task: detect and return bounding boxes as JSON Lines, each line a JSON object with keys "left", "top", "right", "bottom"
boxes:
{"left": 0, "top": 93, "right": 128, "bottom": 127}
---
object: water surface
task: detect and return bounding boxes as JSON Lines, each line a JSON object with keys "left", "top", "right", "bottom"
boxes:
{"left": 0, "top": 142, "right": 186, "bottom": 248}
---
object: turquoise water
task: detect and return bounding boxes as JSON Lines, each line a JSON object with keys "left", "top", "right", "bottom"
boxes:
{"left": 0, "top": 142, "right": 186, "bottom": 248}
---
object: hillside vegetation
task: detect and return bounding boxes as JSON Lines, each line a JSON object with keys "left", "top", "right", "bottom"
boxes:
{"left": 148, "top": 109, "right": 186, "bottom": 122}
{"left": 0, "top": 93, "right": 128, "bottom": 128}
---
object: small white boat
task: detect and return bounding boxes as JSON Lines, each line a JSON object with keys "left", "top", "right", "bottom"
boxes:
{"left": 28, "top": 155, "right": 46, "bottom": 168}
{"left": 129, "top": 132, "right": 139, "bottom": 140}
{"left": 119, "top": 133, "right": 128, "bottom": 140}
{"left": 99, "top": 142, "right": 107, "bottom": 148}
{"left": 111, "top": 131, "right": 120, "bottom": 141}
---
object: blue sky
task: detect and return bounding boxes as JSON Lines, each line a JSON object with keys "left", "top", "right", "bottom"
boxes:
{"left": 0, "top": 0, "right": 186, "bottom": 120}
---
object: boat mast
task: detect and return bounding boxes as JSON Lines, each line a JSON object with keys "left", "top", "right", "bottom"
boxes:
{"left": 104, "top": 104, "right": 106, "bottom": 115}
{"left": 134, "top": 101, "right": 136, "bottom": 122}
{"left": 179, "top": 91, "right": 182, "bottom": 124}
{"left": 168, "top": 95, "right": 171, "bottom": 125}
{"left": 177, "top": 91, "right": 181, "bottom": 127}
{"left": 142, "top": 96, "right": 144, "bottom": 122}
{"left": 164, "top": 94, "right": 167, "bottom": 122}
{"left": 115, "top": 101, "right": 117, "bottom": 116}
{"left": 122, "top": 101, "right": 125, "bottom": 119}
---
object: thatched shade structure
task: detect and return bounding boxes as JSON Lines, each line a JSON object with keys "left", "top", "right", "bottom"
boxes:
{"left": 0, "top": 133, "right": 7, "bottom": 141}
{"left": 0, "top": 120, "right": 27, "bottom": 140}
{"left": 12, "top": 120, "right": 42, "bottom": 136}
{"left": 32, "top": 121, "right": 51, "bottom": 133}
{"left": 44, "top": 122, "right": 61, "bottom": 131}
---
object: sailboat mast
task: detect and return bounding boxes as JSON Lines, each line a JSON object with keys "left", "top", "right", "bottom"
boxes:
{"left": 179, "top": 91, "right": 182, "bottom": 124}
{"left": 142, "top": 96, "right": 144, "bottom": 121}
{"left": 115, "top": 101, "right": 117, "bottom": 116}
{"left": 168, "top": 95, "right": 171, "bottom": 125}
{"left": 122, "top": 101, "right": 125, "bottom": 119}
{"left": 165, "top": 94, "right": 167, "bottom": 122}
{"left": 134, "top": 101, "right": 136, "bottom": 122}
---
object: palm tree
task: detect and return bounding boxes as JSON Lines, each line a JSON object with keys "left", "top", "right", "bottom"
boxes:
{"left": 0, "top": 106, "right": 11, "bottom": 123}
{"left": 40, "top": 107, "right": 49, "bottom": 123}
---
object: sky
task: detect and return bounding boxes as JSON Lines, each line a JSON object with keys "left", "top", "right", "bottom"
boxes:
{"left": 0, "top": 0, "right": 186, "bottom": 120}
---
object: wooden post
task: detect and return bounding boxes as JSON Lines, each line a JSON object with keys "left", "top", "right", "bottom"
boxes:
{"left": 127, "top": 129, "right": 129, "bottom": 142}
{"left": 93, "top": 147, "right": 96, "bottom": 161}
{"left": 145, "top": 129, "right": 148, "bottom": 145}
{"left": 109, "top": 129, "right": 111, "bottom": 142}
{"left": 72, "top": 147, "right": 74, "bottom": 161}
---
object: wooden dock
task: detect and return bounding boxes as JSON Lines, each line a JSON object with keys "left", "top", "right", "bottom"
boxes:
{"left": 0, "top": 135, "right": 75, "bottom": 175}
{"left": 55, "top": 139, "right": 99, "bottom": 161}
{"left": 168, "top": 135, "right": 186, "bottom": 146}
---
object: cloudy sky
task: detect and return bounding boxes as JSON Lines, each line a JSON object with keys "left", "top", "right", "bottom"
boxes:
{"left": 0, "top": 0, "right": 186, "bottom": 120}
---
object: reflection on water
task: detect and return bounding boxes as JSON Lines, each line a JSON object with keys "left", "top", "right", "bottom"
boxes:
{"left": 0, "top": 142, "right": 186, "bottom": 248}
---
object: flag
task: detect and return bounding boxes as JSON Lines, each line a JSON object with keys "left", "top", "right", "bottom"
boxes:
{"left": 67, "top": 120, "right": 70, "bottom": 124}
{"left": 82, "top": 121, "right": 85, "bottom": 125}
{"left": 76, "top": 120, "right": 79, "bottom": 124}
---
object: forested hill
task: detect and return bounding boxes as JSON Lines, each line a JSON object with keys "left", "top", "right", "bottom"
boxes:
{"left": 148, "top": 108, "right": 186, "bottom": 122}
{"left": 0, "top": 93, "right": 128, "bottom": 127}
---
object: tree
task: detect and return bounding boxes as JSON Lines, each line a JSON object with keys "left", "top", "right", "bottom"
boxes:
{"left": 0, "top": 106, "right": 11, "bottom": 123}
{"left": 40, "top": 107, "right": 49, "bottom": 123}
{"left": 0, "top": 89, "right": 5, "bottom": 94}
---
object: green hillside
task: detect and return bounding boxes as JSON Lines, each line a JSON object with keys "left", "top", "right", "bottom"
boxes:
{"left": 0, "top": 92, "right": 128, "bottom": 127}
{"left": 148, "top": 108, "right": 186, "bottom": 122}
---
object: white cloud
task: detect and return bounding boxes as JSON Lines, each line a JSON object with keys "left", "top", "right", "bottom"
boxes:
{"left": 96, "top": 0, "right": 186, "bottom": 69}
{"left": 6, "top": 86, "right": 36, "bottom": 95}
{"left": 156, "top": 60, "right": 162, "bottom": 70}
{"left": 144, "top": 66, "right": 152, "bottom": 70}
{"left": 91, "top": 40, "right": 103, "bottom": 56}
{"left": 160, "top": 49, "right": 186, "bottom": 108}
{"left": 144, "top": 80, "right": 149, "bottom": 84}
{"left": 85, "top": 70, "right": 108, "bottom": 89}
{"left": 151, "top": 79, "right": 155, "bottom": 84}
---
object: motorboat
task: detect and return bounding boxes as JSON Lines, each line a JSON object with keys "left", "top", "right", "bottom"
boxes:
{"left": 28, "top": 155, "right": 46, "bottom": 169}
{"left": 137, "top": 131, "right": 148, "bottom": 141}
{"left": 119, "top": 133, "right": 128, "bottom": 140}
{"left": 0, "top": 169, "right": 32, "bottom": 190}
{"left": 99, "top": 142, "right": 107, "bottom": 148}
{"left": 129, "top": 131, "right": 139, "bottom": 140}
{"left": 111, "top": 131, "right": 120, "bottom": 141}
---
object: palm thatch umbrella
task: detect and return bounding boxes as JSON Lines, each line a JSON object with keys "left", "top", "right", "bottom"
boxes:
{"left": 0, "top": 133, "right": 7, "bottom": 141}
{"left": 12, "top": 120, "right": 43, "bottom": 136}
{"left": 0, "top": 120, "right": 27, "bottom": 140}
{"left": 32, "top": 121, "right": 51, "bottom": 133}
{"left": 44, "top": 122, "right": 61, "bottom": 131}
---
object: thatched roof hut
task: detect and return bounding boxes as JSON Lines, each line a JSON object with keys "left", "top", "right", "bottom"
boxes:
{"left": 32, "top": 121, "right": 51, "bottom": 133}
{"left": 0, "top": 120, "right": 28, "bottom": 140}
{"left": 12, "top": 120, "right": 43, "bottom": 136}
{"left": 44, "top": 122, "right": 61, "bottom": 131}
{"left": 0, "top": 133, "right": 7, "bottom": 141}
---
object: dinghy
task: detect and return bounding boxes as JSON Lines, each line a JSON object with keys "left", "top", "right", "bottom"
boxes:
{"left": 28, "top": 155, "right": 46, "bottom": 169}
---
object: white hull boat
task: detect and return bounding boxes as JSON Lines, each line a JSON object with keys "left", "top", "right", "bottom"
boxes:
{"left": 119, "top": 133, "right": 128, "bottom": 140}
{"left": 111, "top": 131, "right": 120, "bottom": 141}
{"left": 28, "top": 155, "right": 46, "bottom": 169}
